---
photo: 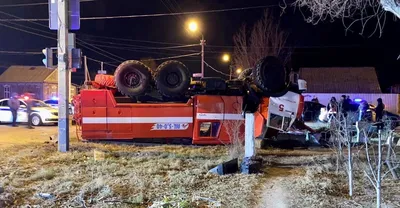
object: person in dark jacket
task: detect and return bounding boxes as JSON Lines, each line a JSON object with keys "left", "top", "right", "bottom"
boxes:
{"left": 339, "top": 95, "right": 349, "bottom": 117}
{"left": 25, "top": 93, "right": 35, "bottom": 129}
{"left": 375, "top": 98, "right": 385, "bottom": 129}
{"left": 7, "top": 93, "right": 20, "bottom": 127}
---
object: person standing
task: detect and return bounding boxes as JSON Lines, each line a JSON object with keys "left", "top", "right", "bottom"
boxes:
{"left": 375, "top": 98, "right": 385, "bottom": 129}
{"left": 8, "top": 93, "right": 20, "bottom": 127}
{"left": 25, "top": 93, "right": 35, "bottom": 129}
{"left": 339, "top": 95, "right": 348, "bottom": 117}
{"left": 327, "top": 97, "right": 338, "bottom": 122}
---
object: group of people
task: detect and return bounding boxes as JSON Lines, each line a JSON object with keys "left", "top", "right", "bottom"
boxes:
{"left": 317, "top": 95, "right": 386, "bottom": 128}
{"left": 8, "top": 92, "right": 35, "bottom": 129}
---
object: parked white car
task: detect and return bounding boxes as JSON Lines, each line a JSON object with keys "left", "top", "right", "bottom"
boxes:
{"left": 0, "top": 98, "right": 58, "bottom": 126}
{"left": 43, "top": 98, "right": 74, "bottom": 115}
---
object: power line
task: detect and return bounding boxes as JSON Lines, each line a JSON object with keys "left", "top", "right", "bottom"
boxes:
{"left": 77, "top": 38, "right": 198, "bottom": 50}
{"left": 77, "top": 34, "right": 187, "bottom": 46}
{"left": 86, "top": 57, "right": 119, "bottom": 67}
{"left": 0, "top": 0, "right": 95, "bottom": 8}
{"left": 78, "top": 33, "right": 366, "bottom": 49}
{"left": 0, "top": 5, "right": 278, "bottom": 21}
{"left": 0, "top": 21, "right": 56, "bottom": 40}
{"left": 204, "top": 61, "right": 230, "bottom": 77}
{"left": 142, "top": 53, "right": 200, "bottom": 61}
{"left": 77, "top": 40, "right": 125, "bottom": 62}
{"left": 0, "top": 50, "right": 42, "bottom": 55}
{"left": 0, "top": 10, "right": 128, "bottom": 62}
{"left": 76, "top": 41, "right": 202, "bottom": 55}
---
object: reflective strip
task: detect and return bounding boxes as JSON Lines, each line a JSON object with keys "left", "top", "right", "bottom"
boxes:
{"left": 82, "top": 117, "right": 193, "bottom": 124}
{"left": 83, "top": 117, "right": 107, "bottom": 124}
{"left": 196, "top": 113, "right": 244, "bottom": 120}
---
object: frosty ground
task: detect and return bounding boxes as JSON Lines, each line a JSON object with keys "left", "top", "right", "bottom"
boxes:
{"left": 0, "top": 124, "right": 399, "bottom": 207}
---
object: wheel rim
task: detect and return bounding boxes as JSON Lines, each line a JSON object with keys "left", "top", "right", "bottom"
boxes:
{"left": 124, "top": 71, "right": 141, "bottom": 88}
{"left": 32, "top": 116, "right": 40, "bottom": 126}
{"left": 166, "top": 72, "right": 180, "bottom": 87}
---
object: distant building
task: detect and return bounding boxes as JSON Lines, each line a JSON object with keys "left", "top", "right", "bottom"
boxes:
{"left": 0, "top": 66, "right": 77, "bottom": 100}
{"left": 299, "top": 67, "right": 381, "bottom": 93}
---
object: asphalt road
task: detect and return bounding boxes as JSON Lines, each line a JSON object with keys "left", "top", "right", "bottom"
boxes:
{"left": 0, "top": 123, "right": 77, "bottom": 149}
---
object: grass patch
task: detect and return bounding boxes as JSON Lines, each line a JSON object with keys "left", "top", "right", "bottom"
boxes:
{"left": 0, "top": 142, "right": 259, "bottom": 208}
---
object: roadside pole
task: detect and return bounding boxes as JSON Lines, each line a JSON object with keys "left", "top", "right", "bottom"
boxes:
{"left": 58, "top": 0, "right": 70, "bottom": 152}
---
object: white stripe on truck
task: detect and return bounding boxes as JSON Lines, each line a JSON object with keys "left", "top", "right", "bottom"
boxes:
{"left": 82, "top": 117, "right": 193, "bottom": 124}
{"left": 196, "top": 113, "right": 244, "bottom": 120}
{"left": 82, "top": 113, "right": 244, "bottom": 124}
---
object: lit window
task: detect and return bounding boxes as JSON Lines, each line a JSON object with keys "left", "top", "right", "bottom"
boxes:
{"left": 4, "top": 85, "right": 10, "bottom": 98}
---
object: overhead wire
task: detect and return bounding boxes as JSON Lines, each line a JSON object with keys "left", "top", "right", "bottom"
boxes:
{"left": 0, "top": 21, "right": 56, "bottom": 40}
{"left": 76, "top": 43, "right": 199, "bottom": 56}
{"left": 86, "top": 57, "right": 119, "bottom": 67}
{"left": 0, "top": 10, "right": 127, "bottom": 63}
{"left": 77, "top": 34, "right": 187, "bottom": 46}
{"left": 77, "top": 38, "right": 199, "bottom": 50}
{"left": 0, "top": 0, "right": 96, "bottom": 8}
{"left": 141, "top": 52, "right": 200, "bottom": 61}
{"left": 203, "top": 61, "right": 230, "bottom": 77}
{"left": 76, "top": 39, "right": 126, "bottom": 62}
{"left": 0, "top": 50, "right": 42, "bottom": 55}
{"left": 0, "top": 5, "right": 278, "bottom": 21}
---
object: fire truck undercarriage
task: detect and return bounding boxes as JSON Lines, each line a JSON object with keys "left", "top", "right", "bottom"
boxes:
{"left": 73, "top": 56, "right": 313, "bottom": 147}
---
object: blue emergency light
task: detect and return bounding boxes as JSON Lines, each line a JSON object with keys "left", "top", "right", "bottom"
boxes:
{"left": 354, "top": 98, "right": 362, "bottom": 102}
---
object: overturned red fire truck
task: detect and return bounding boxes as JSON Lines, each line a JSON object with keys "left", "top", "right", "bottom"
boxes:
{"left": 73, "top": 56, "right": 307, "bottom": 145}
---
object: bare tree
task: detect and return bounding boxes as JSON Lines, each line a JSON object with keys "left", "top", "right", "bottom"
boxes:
{"left": 327, "top": 110, "right": 360, "bottom": 197}
{"left": 290, "top": 0, "right": 400, "bottom": 37}
{"left": 359, "top": 118, "right": 399, "bottom": 208}
{"left": 219, "top": 100, "right": 245, "bottom": 159}
{"left": 233, "top": 9, "right": 291, "bottom": 70}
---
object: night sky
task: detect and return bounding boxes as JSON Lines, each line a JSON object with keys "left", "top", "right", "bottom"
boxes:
{"left": 0, "top": 0, "right": 399, "bottom": 91}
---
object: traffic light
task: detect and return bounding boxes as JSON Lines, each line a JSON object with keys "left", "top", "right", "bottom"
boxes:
{"left": 69, "top": 48, "right": 82, "bottom": 69}
{"left": 42, "top": 48, "right": 54, "bottom": 68}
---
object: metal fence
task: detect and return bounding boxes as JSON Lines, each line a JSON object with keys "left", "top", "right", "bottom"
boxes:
{"left": 303, "top": 93, "right": 399, "bottom": 114}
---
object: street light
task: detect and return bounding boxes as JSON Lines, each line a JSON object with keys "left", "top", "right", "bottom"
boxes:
{"left": 188, "top": 21, "right": 198, "bottom": 32}
{"left": 236, "top": 68, "right": 242, "bottom": 74}
{"left": 222, "top": 53, "right": 230, "bottom": 62}
{"left": 187, "top": 19, "right": 205, "bottom": 78}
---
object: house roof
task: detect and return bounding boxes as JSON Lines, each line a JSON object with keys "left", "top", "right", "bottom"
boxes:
{"left": 0, "top": 66, "right": 56, "bottom": 83}
{"left": 299, "top": 67, "right": 381, "bottom": 93}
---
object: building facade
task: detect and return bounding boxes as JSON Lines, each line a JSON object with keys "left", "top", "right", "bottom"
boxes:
{"left": 0, "top": 66, "right": 77, "bottom": 100}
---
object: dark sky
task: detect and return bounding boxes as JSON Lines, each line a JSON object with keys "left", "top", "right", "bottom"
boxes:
{"left": 0, "top": 0, "right": 399, "bottom": 91}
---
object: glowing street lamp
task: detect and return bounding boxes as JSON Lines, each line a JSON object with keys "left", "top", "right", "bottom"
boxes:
{"left": 187, "top": 19, "right": 205, "bottom": 78}
{"left": 188, "top": 21, "right": 198, "bottom": 32}
{"left": 236, "top": 68, "right": 242, "bottom": 74}
{"left": 222, "top": 54, "right": 230, "bottom": 62}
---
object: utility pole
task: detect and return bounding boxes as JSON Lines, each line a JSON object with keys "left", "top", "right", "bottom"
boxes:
{"left": 58, "top": 0, "right": 70, "bottom": 152}
{"left": 200, "top": 35, "right": 206, "bottom": 78}
{"left": 84, "top": 56, "right": 88, "bottom": 89}
{"left": 229, "top": 64, "right": 233, "bottom": 80}
{"left": 101, "top": 61, "right": 104, "bottom": 72}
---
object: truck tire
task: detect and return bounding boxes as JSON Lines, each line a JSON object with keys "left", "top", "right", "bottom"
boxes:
{"left": 238, "top": 68, "right": 253, "bottom": 81}
{"left": 114, "top": 60, "right": 152, "bottom": 97}
{"left": 155, "top": 60, "right": 190, "bottom": 98}
{"left": 253, "top": 56, "right": 286, "bottom": 94}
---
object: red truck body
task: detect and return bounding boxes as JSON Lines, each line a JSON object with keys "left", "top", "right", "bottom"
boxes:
{"left": 74, "top": 89, "right": 304, "bottom": 145}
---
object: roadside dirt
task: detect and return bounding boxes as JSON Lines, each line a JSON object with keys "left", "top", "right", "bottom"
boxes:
{"left": 0, "top": 124, "right": 76, "bottom": 149}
